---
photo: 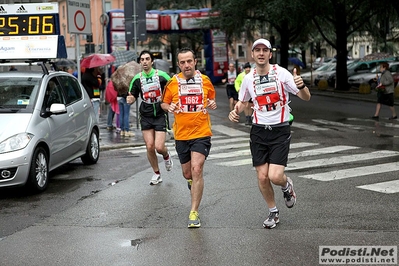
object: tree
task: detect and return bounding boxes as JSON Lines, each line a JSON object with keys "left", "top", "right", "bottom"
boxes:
{"left": 310, "top": 0, "right": 386, "bottom": 90}
{"left": 209, "top": 0, "right": 313, "bottom": 69}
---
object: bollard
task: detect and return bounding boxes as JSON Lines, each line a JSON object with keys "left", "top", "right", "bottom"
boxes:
{"left": 359, "top": 83, "right": 371, "bottom": 94}
{"left": 318, "top": 79, "right": 328, "bottom": 90}
{"left": 395, "top": 84, "right": 399, "bottom": 98}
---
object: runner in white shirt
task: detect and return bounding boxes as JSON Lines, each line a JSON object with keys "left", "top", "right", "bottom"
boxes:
{"left": 228, "top": 38, "right": 311, "bottom": 229}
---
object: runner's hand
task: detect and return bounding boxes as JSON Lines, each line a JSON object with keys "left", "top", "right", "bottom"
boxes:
{"left": 207, "top": 99, "right": 217, "bottom": 110}
{"left": 228, "top": 105, "right": 240, "bottom": 122}
{"left": 168, "top": 102, "right": 178, "bottom": 113}
{"left": 126, "top": 93, "right": 134, "bottom": 104}
{"left": 293, "top": 68, "right": 305, "bottom": 88}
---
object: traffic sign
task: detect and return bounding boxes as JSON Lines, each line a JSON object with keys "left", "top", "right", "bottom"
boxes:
{"left": 67, "top": 0, "right": 92, "bottom": 34}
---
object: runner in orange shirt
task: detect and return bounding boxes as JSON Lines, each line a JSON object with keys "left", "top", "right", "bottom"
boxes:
{"left": 161, "top": 48, "right": 217, "bottom": 228}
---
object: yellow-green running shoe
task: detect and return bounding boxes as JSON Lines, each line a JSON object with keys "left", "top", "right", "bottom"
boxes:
{"left": 188, "top": 211, "right": 201, "bottom": 228}
{"left": 187, "top": 179, "right": 192, "bottom": 190}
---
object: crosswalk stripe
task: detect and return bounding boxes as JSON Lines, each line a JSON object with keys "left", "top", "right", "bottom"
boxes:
{"left": 356, "top": 180, "right": 399, "bottom": 194}
{"left": 299, "top": 161, "right": 399, "bottom": 181}
{"left": 216, "top": 158, "right": 252, "bottom": 166}
{"left": 289, "top": 145, "right": 359, "bottom": 158}
{"left": 212, "top": 125, "right": 248, "bottom": 136}
{"left": 287, "top": 150, "right": 399, "bottom": 172}
{"left": 347, "top": 118, "right": 399, "bottom": 128}
{"left": 290, "top": 142, "right": 319, "bottom": 149}
{"left": 211, "top": 142, "right": 320, "bottom": 164}
{"left": 210, "top": 145, "right": 357, "bottom": 161}
{"left": 312, "top": 119, "right": 367, "bottom": 130}
{"left": 291, "top": 121, "right": 328, "bottom": 131}
{"left": 124, "top": 137, "right": 250, "bottom": 154}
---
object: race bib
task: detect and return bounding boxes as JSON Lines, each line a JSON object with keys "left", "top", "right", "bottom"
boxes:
{"left": 141, "top": 72, "right": 162, "bottom": 103}
{"left": 178, "top": 83, "right": 204, "bottom": 113}
{"left": 180, "top": 95, "right": 203, "bottom": 105}
{"left": 254, "top": 80, "right": 280, "bottom": 111}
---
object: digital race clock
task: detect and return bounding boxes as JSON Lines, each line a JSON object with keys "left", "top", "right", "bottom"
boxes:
{"left": 0, "top": 3, "right": 66, "bottom": 60}
{"left": 0, "top": 3, "right": 60, "bottom": 36}
{"left": 0, "top": 14, "right": 57, "bottom": 36}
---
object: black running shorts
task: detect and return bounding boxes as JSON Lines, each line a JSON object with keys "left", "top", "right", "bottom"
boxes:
{"left": 226, "top": 85, "right": 239, "bottom": 101}
{"left": 175, "top": 137, "right": 212, "bottom": 164}
{"left": 250, "top": 125, "right": 291, "bottom": 167}
{"left": 140, "top": 114, "right": 168, "bottom": 131}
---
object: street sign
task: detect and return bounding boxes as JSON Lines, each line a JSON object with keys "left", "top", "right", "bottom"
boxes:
{"left": 67, "top": 0, "right": 92, "bottom": 34}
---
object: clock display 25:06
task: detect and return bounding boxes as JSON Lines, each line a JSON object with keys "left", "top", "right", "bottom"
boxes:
{"left": 0, "top": 14, "right": 56, "bottom": 36}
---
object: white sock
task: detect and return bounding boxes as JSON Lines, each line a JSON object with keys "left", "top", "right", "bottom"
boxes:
{"left": 282, "top": 181, "right": 289, "bottom": 191}
{"left": 269, "top": 207, "right": 278, "bottom": 213}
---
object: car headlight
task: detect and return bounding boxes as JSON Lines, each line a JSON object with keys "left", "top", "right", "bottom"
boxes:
{"left": 0, "top": 133, "right": 34, "bottom": 154}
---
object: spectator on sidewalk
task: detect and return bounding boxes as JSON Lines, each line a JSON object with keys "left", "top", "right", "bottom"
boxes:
{"left": 81, "top": 67, "right": 102, "bottom": 122}
{"left": 372, "top": 61, "right": 397, "bottom": 120}
{"left": 105, "top": 79, "right": 120, "bottom": 131}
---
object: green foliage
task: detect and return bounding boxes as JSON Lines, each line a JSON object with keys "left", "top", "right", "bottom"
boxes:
{"left": 145, "top": 0, "right": 211, "bottom": 10}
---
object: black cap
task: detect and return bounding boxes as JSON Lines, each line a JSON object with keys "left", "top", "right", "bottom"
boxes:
{"left": 243, "top": 62, "right": 251, "bottom": 69}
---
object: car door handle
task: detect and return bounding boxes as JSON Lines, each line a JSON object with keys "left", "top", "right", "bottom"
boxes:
{"left": 69, "top": 111, "right": 74, "bottom": 117}
{"left": 83, "top": 103, "right": 88, "bottom": 108}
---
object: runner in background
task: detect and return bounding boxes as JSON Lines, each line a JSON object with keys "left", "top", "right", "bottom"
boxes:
{"left": 222, "top": 63, "right": 238, "bottom": 111}
{"left": 128, "top": 50, "right": 173, "bottom": 185}
{"left": 235, "top": 62, "right": 253, "bottom": 125}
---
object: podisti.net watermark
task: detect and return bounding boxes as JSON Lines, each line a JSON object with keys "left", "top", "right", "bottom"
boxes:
{"left": 319, "top": 246, "right": 397, "bottom": 264}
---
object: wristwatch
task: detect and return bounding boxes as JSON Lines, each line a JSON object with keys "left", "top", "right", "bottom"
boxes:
{"left": 298, "top": 84, "right": 306, "bottom": 90}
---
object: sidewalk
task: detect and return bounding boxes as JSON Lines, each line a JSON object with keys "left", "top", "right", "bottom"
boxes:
{"left": 308, "top": 85, "right": 381, "bottom": 103}
{"left": 98, "top": 101, "right": 146, "bottom": 151}
{"left": 97, "top": 85, "right": 387, "bottom": 151}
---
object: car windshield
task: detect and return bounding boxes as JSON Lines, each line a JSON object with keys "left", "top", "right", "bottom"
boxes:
{"left": 369, "top": 66, "right": 379, "bottom": 74}
{"left": 347, "top": 62, "right": 360, "bottom": 69}
{"left": 0, "top": 77, "right": 41, "bottom": 113}
{"left": 316, "top": 64, "right": 333, "bottom": 71}
{"left": 327, "top": 64, "right": 337, "bottom": 70}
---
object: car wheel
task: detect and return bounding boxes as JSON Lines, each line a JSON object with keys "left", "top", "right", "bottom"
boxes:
{"left": 27, "top": 146, "right": 49, "bottom": 192}
{"left": 81, "top": 129, "right": 100, "bottom": 165}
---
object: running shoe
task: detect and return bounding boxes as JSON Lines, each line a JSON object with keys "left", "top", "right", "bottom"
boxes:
{"left": 263, "top": 211, "right": 279, "bottom": 229}
{"left": 187, "top": 179, "right": 192, "bottom": 190}
{"left": 164, "top": 152, "right": 173, "bottom": 171}
{"left": 282, "top": 176, "right": 296, "bottom": 208}
{"left": 149, "top": 174, "right": 162, "bottom": 185}
{"left": 188, "top": 211, "right": 201, "bottom": 228}
{"left": 124, "top": 131, "right": 135, "bottom": 137}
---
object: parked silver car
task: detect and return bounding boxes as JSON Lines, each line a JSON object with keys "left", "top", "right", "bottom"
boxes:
{"left": 348, "top": 61, "right": 399, "bottom": 88}
{"left": 0, "top": 62, "right": 100, "bottom": 192}
{"left": 302, "top": 63, "right": 336, "bottom": 86}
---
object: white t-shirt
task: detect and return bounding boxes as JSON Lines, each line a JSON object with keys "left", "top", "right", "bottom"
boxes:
{"left": 239, "top": 64, "right": 299, "bottom": 125}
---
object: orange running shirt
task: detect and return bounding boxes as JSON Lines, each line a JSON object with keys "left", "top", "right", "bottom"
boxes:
{"left": 163, "top": 72, "right": 216, "bottom": 141}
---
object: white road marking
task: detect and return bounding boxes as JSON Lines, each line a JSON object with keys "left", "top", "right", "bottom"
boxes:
{"left": 287, "top": 150, "right": 399, "bottom": 172}
{"left": 211, "top": 145, "right": 357, "bottom": 161}
{"left": 357, "top": 179, "right": 399, "bottom": 194}
{"left": 312, "top": 119, "right": 367, "bottom": 130}
{"left": 291, "top": 122, "right": 329, "bottom": 131}
{"left": 212, "top": 124, "right": 249, "bottom": 137}
{"left": 299, "top": 161, "right": 399, "bottom": 181}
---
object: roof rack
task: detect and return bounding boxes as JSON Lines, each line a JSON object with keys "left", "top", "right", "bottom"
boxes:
{"left": 0, "top": 61, "right": 50, "bottom": 75}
